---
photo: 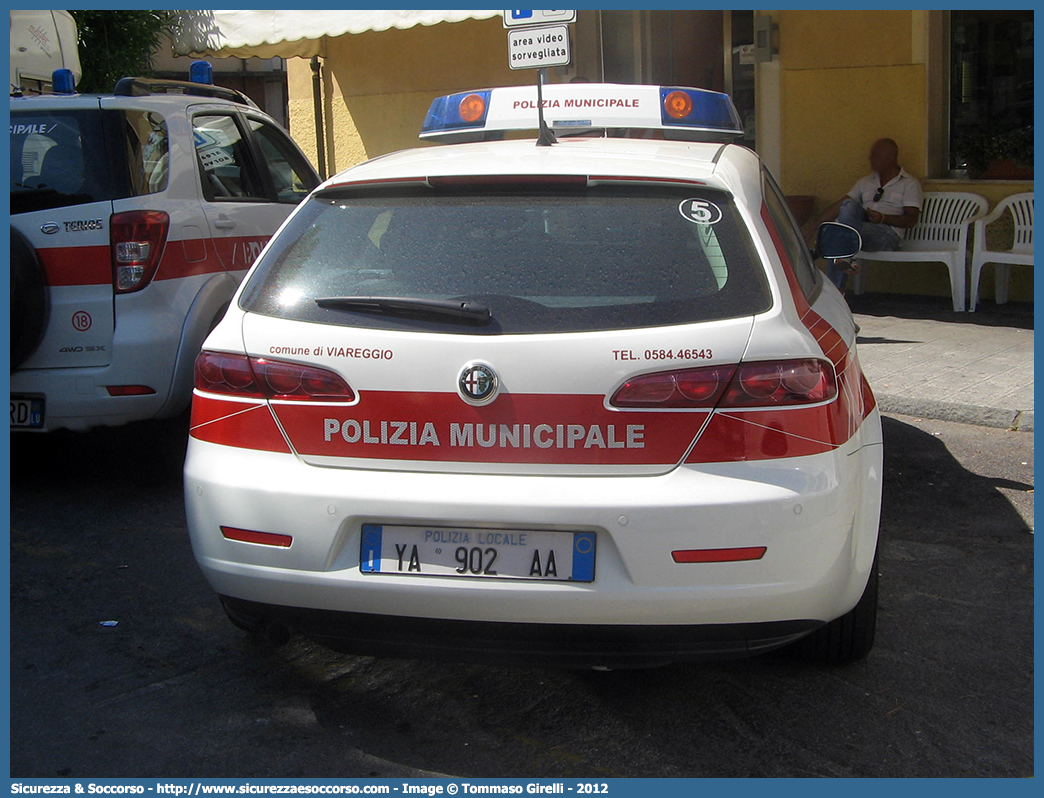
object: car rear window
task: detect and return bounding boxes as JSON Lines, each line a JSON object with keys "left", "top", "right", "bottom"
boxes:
{"left": 239, "top": 183, "right": 772, "bottom": 334}
{"left": 11, "top": 110, "right": 115, "bottom": 214}
{"left": 10, "top": 108, "right": 165, "bottom": 214}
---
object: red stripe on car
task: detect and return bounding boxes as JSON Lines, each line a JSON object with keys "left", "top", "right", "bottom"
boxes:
{"left": 36, "top": 233, "right": 267, "bottom": 288}
{"left": 37, "top": 245, "right": 111, "bottom": 286}
{"left": 759, "top": 202, "right": 877, "bottom": 428}
{"left": 272, "top": 392, "right": 710, "bottom": 466}
{"left": 190, "top": 394, "right": 292, "bottom": 453}
{"left": 760, "top": 203, "right": 812, "bottom": 317}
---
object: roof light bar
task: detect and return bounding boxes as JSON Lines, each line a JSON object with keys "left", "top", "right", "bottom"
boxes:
{"left": 52, "top": 68, "right": 77, "bottom": 95}
{"left": 189, "top": 60, "right": 214, "bottom": 85}
{"left": 421, "top": 89, "right": 492, "bottom": 133}
{"left": 660, "top": 86, "right": 743, "bottom": 131}
{"left": 419, "top": 83, "right": 743, "bottom": 143}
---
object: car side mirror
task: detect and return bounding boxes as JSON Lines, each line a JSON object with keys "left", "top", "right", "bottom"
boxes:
{"left": 815, "top": 222, "right": 862, "bottom": 260}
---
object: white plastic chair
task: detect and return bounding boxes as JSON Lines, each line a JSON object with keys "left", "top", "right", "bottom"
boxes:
{"left": 969, "top": 192, "right": 1033, "bottom": 312}
{"left": 852, "top": 191, "right": 988, "bottom": 312}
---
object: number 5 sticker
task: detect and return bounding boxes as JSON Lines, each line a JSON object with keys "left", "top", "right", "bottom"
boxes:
{"left": 679, "top": 198, "right": 723, "bottom": 225}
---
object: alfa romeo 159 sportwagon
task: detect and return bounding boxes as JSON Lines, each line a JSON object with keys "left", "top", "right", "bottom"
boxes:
{"left": 184, "top": 83, "right": 882, "bottom": 667}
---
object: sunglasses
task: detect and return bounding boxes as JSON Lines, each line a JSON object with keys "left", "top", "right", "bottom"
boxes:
{"left": 873, "top": 187, "right": 885, "bottom": 202}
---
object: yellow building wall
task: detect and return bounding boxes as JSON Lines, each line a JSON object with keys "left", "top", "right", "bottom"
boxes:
{"left": 776, "top": 9, "right": 1032, "bottom": 303}
{"left": 780, "top": 65, "right": 927, "bottom": 201}
{"left": 287, "top": 17, "right": 532, "bottom": 177}
{"left": 282, "top": 12, "right": 1032, "bottom": 305}
{"left": 287, "top": 59, "right": 338, "bottom": 170}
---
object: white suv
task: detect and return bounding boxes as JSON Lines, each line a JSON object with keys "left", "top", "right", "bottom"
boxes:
{"left": 10, "top": 74, "right": 319, "bottom": 432}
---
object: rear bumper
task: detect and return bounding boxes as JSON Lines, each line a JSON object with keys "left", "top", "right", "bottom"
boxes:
{"left": 222, "top": 596, "right": 821, "bottom": 667}
{"left": 11, "top": 365, "right": 174, "bottom": 432}
{"left": 185, "top": 409, "right": 883, "bottom": 640}
{"left": 10, "top": 273, "right": 235, "bottom": 432}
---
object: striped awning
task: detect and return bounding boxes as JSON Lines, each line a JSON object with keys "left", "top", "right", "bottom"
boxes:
{"left": 172, "top": 10, "right": 501, "bottom": 58}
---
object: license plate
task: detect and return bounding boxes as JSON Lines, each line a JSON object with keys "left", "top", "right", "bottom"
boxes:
{"left": 360, "top": 524, "right": 596, "bottom": 582}
{"left": 10, "top": 396, "right": 44, "bottom": 429}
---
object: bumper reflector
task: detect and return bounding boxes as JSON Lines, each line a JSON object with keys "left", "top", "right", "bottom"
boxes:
{"left": 221, "top": 526, "right": 293, "bottom": 548}
{"left": 105, "top": 385, "right": 156, "bottom": 396}
{"left": 672, "top": 546, "right": 766, "bottom": 563}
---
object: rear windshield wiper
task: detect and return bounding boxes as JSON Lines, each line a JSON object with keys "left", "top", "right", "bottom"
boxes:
{"left": 10, "top": 184, "right": 57, "bottom": 195}
{"left": 314, "top": 296, "right": 492, "bottom": 325}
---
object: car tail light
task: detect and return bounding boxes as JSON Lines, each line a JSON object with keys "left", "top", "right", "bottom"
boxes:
{"left": 722, "top": 359, "right": 836, "bottom": 407}
{"left": 251, "top": 357, "right": 355, "bottom": 401}
{"left": 111, "top": 210, "right": 169, "bottom": 293}
{"left": 196, "top": 351, "right": 262, "bottom": 397}
{"left": 194, "top": 351, "right": 355, "bottom": 402}
{"left": 611, "top": 366, "right": 736, "bottom": 408}
{"left": 610, "top": 359, "right": 835, "bottom": 409}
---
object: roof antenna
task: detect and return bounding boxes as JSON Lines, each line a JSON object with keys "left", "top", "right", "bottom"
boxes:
{"left": 535, "top": 68, "right": 557, "bottom": 147}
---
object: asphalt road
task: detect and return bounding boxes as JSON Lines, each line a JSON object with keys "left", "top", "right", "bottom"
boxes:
{"left": 9, "top": 414, "right": 1033, "bottom": 778}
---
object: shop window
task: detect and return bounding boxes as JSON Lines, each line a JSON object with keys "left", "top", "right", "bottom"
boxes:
{"left": 949, "top": 10, "right": 1033, "bottom": 180}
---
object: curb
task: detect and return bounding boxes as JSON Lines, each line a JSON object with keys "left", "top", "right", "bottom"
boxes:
{"left": 877, "top": 395, "right": 1034, "bottom": 432}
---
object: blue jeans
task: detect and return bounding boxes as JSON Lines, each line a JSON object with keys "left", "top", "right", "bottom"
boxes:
{"left": 828, "top": 198, "right": 902, "bottom": 289}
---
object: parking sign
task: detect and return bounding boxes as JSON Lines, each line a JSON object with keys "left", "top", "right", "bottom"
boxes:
{"left": 503, "top": 10, "right": 577, "bottom": 28}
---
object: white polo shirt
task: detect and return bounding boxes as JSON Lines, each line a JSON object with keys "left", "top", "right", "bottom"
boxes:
{"left": 847, "top": 168, "right": 923, "bottom": 234}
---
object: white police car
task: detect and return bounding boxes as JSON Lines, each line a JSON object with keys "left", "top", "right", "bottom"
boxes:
{"left": 184, "top": 83, "right": 882, "bottom": 667}
{"left": 10, "top": 66, "right": 318, "bottom": 432}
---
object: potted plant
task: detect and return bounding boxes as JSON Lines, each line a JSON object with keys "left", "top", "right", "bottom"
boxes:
{"left": 953, "top": 128, "right": 1034, "bottom": 180}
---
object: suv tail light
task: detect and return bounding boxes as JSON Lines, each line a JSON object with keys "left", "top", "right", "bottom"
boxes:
{"left": 111, "top": 210, "right": 169, "bottom": 293}
{"left": 611, "top": 359, "right": 835, "bottom": 409}
{"left": 194, "top": 351, "right": 355, "bottom": 402}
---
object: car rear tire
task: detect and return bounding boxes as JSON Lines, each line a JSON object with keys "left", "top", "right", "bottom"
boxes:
{"left": 11, "top": 227, "right": 50, "bottom": 370}
{"left": 793, "top": 548, "right": 879, "bottom": 665}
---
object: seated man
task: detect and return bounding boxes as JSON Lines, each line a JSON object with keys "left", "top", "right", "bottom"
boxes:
{"left": 803, "top": 138, "right": 923, "bottom": 290}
